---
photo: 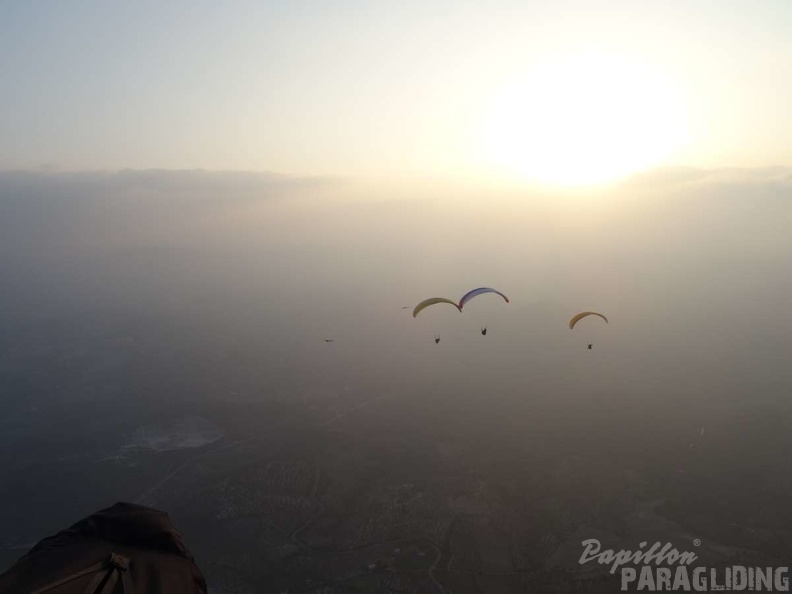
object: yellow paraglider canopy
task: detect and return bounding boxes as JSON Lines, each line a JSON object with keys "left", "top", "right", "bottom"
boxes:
{"left": 413, "top": 298, "right": 461, "bottom": 318}
{"left": 569, "top": 311, "right": 608, "bottom": 329}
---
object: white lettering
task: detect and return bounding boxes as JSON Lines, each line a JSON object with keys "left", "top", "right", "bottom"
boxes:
{"left": 711, "top": 568, "right": 725, "bottom": 591}
{"left": 657, "top": 568, "right": 672, "bottom": 590}
{"left": 578, "top": 539, "right": 697, "bottom": 575}
{"left": 732, "top": 566, "right": 747, "bottom": 591}
{"left": 641, "top": 542, "right": 661, "bottom": 565}
{"left": 638, "top": 566, "right": 655, "bottom": 591}
{"left": 656, "top": 543, "right": 672, "bottom": 564}
{"left": 679, "top": 551, "right": 698, "bottom": 566}
{"left": 621, "top": 568, "right": 637, "bottom": 591}
{"left": 775, "top": 567, "right": 789, "bottom": 591}
{"left": 600, "top": 550, "right": 615, "bottom": 566}
{"left": 757, "top": 567, "right": 772, "bottom": 590}
{"left": 614, "top": 549, "right": 633, "bottom": 572}
{"left": 693, "top": 567, "right": 707, "bottom": 592}
{"left": 672, "top": 566, "right": 691, "bottom": 591}
{"left": 579, "top": 539, "right": 601, "bottom": 565}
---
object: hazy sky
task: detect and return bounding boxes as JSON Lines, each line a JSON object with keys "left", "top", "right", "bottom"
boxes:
{"left": 2, "top": 1, "right": 791, "bottom": 184}
{"left": 1, "top": 167, "right": 790, "bottom": 419}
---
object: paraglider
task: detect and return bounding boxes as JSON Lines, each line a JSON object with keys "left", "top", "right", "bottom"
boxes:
{"left": 413, "top": 297, "right": 459, "bottom": 343}
{"left": 569, "top": 312, "right": 608, "bottom": 349}
{"left": 0, "top": 502, "right": 208, "bottom": 594}
{"left": 458, "top": 288, "right": 507, "bottom": 337}
{"left": 413, "top": 290, "right": 508, "bottom": 343}
{"left": 458, "top": 288, "right": 509, "bottom": 310}
{"left": 568, "top": 311, "right": 608, "bottom": 330}
{"left": 412, "top": 297, "right": 462, "bottom": 318}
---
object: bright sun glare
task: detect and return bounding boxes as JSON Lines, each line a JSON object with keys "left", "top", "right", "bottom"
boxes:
{"left": 479, "top": 53, "right": 689, "bottom": 187}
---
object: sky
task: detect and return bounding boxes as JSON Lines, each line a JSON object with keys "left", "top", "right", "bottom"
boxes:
{"left": 1, "top": 1, "right": 791, "bottom": 185}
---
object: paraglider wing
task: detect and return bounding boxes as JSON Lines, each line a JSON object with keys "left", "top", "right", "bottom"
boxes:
{"left": 458, "top": 287, "right": 510, "bottom": 310}
{"left": 0, "top": 502, "right": 208, "bottom": 594}
{"left": 412, "top": 297, "right": 462, "bottom": 318}
{"left": 569, "top": 311, "right": 608, "bottom": 330}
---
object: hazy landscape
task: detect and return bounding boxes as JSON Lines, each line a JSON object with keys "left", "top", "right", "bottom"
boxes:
{"left": 1, "top": 168, "right": 790, "bottom": 592}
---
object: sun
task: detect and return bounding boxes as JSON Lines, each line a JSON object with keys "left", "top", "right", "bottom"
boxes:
{"left": 478, "top": 52, "right": 689, "bottom": 187}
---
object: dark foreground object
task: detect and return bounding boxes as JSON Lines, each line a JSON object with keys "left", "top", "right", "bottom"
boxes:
{"left": 0, "top": 502, "right": 207, "bottom": 594}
